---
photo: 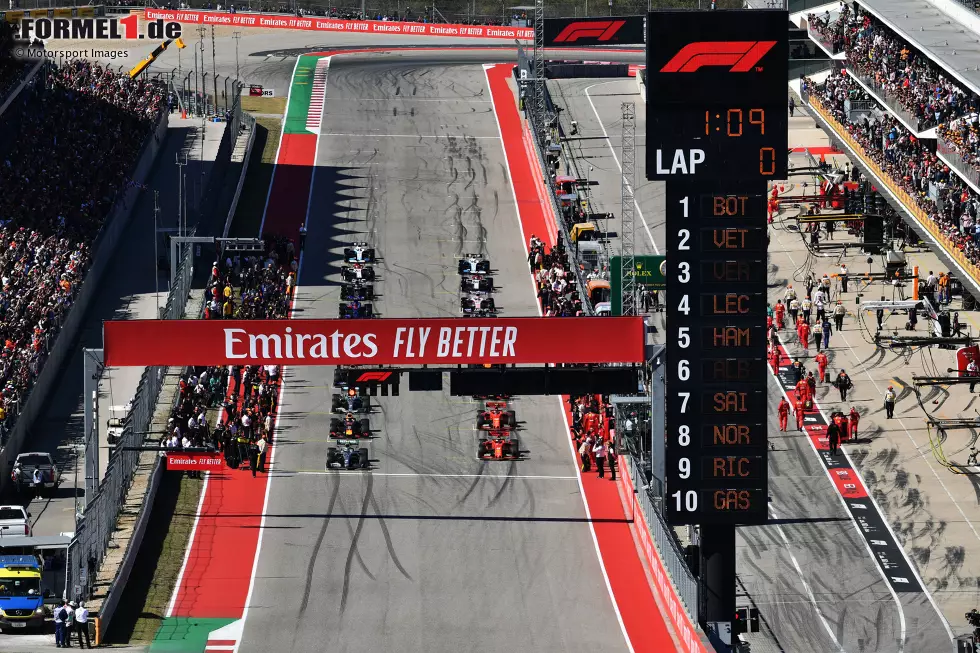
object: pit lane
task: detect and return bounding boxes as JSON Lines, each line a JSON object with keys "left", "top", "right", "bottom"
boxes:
{"left": 236, "top": 52, "right": 629, "bottom": 653}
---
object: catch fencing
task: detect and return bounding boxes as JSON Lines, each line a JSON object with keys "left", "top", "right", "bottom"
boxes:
{"left": 516, "top": 47, "right": 594, "bottom": 314}
{"left": 67, "top": 238, "right": 197, "bottom": 603}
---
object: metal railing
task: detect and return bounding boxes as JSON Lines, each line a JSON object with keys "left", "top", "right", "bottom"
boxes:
{"left": 848, "top": 70, "right": 931, "bottom": 133}
{"left": 628, "top": 453, "right": 700, "bottom": 623}
{"left": 516, "top": 53, "right": 594, "bottom": 315}
{"left": 67, "top": 233, "right": 196, "bottom": 603}
{"left": 937, "top": 132, "right": 980, "bottom": 190}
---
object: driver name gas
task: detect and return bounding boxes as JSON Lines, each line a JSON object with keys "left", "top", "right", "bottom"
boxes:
{"left": 223, "top": 325, "right": 518, "bottom": 360}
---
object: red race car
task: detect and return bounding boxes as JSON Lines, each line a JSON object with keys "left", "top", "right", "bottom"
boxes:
{"left": 478, "top": 430, "right": 521, "bottom": 460}
{"left": 477, "top": 402, "right": 517, "bottom": 430}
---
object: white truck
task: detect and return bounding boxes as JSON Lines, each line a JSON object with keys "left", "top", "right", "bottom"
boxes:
{"left": 0, "top": 505, "right": 31, "bottom": 538}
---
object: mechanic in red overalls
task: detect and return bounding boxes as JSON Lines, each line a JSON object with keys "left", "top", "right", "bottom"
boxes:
{"left": 795, "top": 377, "right": 811, "bottom": 404}
{"left": 794, "top": 397, "right": 806, "bottom": 430}
{"left": 773, "top": 300, "right": 785, "bottom": 329}
{"left": 798, "top": 320, "right": 811, "bottom": 352}
{"left": 777, "top": 398, "right": 790, "bottom": 431}
{"left": 814, "top": 350, "right": 829, "bottom": 383}
{"left": 769, "top": 346, "right": 780, "bottom": 373}
{"left": 848, "top": 406, "right": 860, "bottom": 440}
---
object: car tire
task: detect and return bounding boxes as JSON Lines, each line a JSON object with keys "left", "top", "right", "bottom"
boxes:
{"left": 511, "top": 438, "right": 521, "bottom": 459}
{"left": 359, "top": 418, "right": 370, "bottom": 435}
{"left": 359, "top": 448, "right": 370, "bottom": 469}
{"left": 326, "top": 447, "right": 337, "bottom": 470}
{"left": 506, "top": 411, "right": 517, "bottom": 427}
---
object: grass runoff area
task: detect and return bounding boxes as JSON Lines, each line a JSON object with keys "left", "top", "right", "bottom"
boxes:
{"left": 104, "top": 472, "right": 202, "bottom": 644}
{"left": 105, "top": 107, "right": 284, "bottom": 645}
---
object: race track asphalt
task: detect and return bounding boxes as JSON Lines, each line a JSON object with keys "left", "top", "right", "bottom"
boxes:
{"left": 237, "top": 52, "right": 628, "bottom": 653}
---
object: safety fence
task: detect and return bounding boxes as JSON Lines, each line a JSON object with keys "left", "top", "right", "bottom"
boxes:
{"left": 67, "top": 237, "right": 197, "bottom": 603}
{"left": 515, "top": 51, "right": 594, "bottom": 314}
{"left": 807, "top": 95, "right": 980, "bottom": 293}
{"left": 627, "top": 455, "right": 700, "bottom": 626}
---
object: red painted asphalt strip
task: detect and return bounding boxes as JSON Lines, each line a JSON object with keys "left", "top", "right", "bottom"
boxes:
{"left": 486, "top": 62, "right": 676, "bottom": 652}
{"left": 168, "top": 132, "right": 315, "bottom": 618}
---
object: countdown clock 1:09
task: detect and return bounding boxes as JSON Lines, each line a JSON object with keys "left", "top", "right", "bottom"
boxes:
{"left": 705, "top": 107, "right": 780, "bottom": 176}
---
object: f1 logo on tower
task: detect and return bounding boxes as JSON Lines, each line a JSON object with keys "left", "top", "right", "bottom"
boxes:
{"left": 659, "top": 41, "right": 776, "bottom": 73}
{"left": 552, "top": 20, "right": 625, "bottom": 43}
{"left": 356, "top": 371, "right": 392, "bottom": 382}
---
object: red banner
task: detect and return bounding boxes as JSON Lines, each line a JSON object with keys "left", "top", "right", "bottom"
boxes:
{"left": 144, "top": 9, "right": 533, "bottom": 40}
{"left": 104, "top": 317, "right": 645, "bottom": 366}
{"left": 166, "top": 453, "right": 226, "bottom": 471}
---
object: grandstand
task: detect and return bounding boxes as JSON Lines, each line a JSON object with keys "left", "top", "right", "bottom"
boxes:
{"left": 0, "top": 56, "right": 167, "bottom": 448}
{"left": 801, "top": 1, "right": 980, "bottom": 297}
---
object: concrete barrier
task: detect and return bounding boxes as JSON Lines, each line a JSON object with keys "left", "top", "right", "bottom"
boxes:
{"left": 0, "top": 110, "right": 169, "bottom": 493}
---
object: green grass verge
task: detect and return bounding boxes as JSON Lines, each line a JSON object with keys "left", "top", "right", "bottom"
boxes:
{"left": 229, "top": 116, "right": 284, "bottom": 238}
{"left": 105, "top": 472, "right": 203, "bottom": 645}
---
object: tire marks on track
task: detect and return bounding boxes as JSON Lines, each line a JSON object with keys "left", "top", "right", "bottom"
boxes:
{"left": 340, "top": 472, "right": 375, "bottom": 615}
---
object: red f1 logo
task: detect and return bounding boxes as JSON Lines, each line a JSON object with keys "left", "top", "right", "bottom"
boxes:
{"left": 553, "top": 20, "right": 626, "bottom": 43}
{"left": 660, "top": 41, "right": 776, "bottom": 73}
{"left": 356, "top": 371, "right": 392, "bottom": 382}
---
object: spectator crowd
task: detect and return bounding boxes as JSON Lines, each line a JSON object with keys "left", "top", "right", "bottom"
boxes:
{"left": 809, "top": 3, "right": 977, "bottom": 131}
{"left": 805, "top": 70, "right": 980, "bottom": 271}
{"left": 165, "top": 236, "right": 297, "bottom": 475}
{"left": 0, "top": 58, "right": 164, "bottom": 443}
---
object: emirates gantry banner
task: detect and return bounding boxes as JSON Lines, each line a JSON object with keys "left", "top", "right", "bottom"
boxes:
{"left": 103, "top": 317, "right": 645, "bottom": 366}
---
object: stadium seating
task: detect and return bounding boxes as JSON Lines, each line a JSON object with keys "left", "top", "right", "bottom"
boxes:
{"left": 0, "top": 59, "right": 166, "bottom": 442}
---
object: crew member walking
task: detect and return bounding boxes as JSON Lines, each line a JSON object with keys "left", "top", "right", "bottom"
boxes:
{"left": 798, "top": 320, "right": 810, "bottom": 352}
{"left": 834, "top": 369, "right": 853, "bottom": 401}
{"left": 827, "top": 418, "right": 842, "bottom": 455}
{"left": 884, "top": 385, "right": 897, "bottom": 418}
{"left": 795, "top": 397, "right": 806, "bottom": 430}
{"left": 593, "top": 438, "right": 607, "bottom": 479}
{"left": 814, "top": 350, "right": 829, "bottom": 382}
{"left": 834, "top": 300, "right": 846, "bottom": 331}
{"left": 848, "top": 406, "right": 860, "bottom": 439}
{"left": 777, "top": 397, "right": 790, "bottom": 431}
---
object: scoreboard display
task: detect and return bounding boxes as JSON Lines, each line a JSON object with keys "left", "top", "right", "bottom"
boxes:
{"left": 648, "top": 10, "right": 788, "bottom": 526}
{"left": 646, "top": 10, "right": 789, "bottom": 183}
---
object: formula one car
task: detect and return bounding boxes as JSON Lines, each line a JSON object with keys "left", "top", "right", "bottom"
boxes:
{"left": 477, "top": 402, "right": 517, "bottom": 430}
{"left": 329, "top": 413, "right": 371, "bottom": 438}
{"left": 477, "top": 430, "right": 521, "bottom": 460}
{"left": 331, "top": 387, "right": 372, "bottom": 414}
{"left": 326, "top": 441, "right": 370, "bottom": 470}
{"left": 342, "top": 263, "right": 375, "bottom": 282}
{"left": 460, "top": 274, "right": 494, "bottom": 293}
{"left": 458, "top": 254, "right": 491, "bottom": 275}
{"left": 472, "top": 394, "right": 512, "bottom": 401}
{"left": 461, "top": 293, "right": 495, "bottom": 314}
{"left": 338, "top": 301, "right": 374, "bottom": 319}
{"left": 341, "top": 281, "right": 374, "bottom": 301}
{"left": 344, "top": 242, "right": 376, "bottom": 264}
